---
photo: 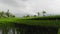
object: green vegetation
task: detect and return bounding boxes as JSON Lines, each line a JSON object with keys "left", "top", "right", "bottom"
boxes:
{"left": 0, "top": 9, "right": 60, "bottom": 34}
{"left": 0, "top": 10, "right": 15, "bottom": 18}
{"left": 0, "top": 16, "right": 60, "bottom": 26}
{"left": 0, "top": 16, "right": 59, "bottom": 34}
{"left": 58, "top": 28, "right": 60, "bottom": 34}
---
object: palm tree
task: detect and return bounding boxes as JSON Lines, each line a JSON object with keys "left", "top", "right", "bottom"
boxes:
{"left": 5, "top": 9, "right": 10, "bottom": 17}
{"left": 0, "top": 11, "right": 4, "bottom": 17}
{"left": 42, "top": 10, "right": 46, "bottom": 16}
{"left": 1, "top": 11, "right": 4, "bottom": 16}
{"left": 0, "top": 10, "right": 15, "bottom": 18}
{"left": 5, "top": 9, "right": 15, "bottom": 17}
{"left": 37, "top": 12, "right": 40, "bottom": 16}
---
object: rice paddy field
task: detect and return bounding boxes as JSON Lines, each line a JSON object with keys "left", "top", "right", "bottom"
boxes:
{"left": 0, "top": 16, "right": 60, "bottom": 34}
{"left": 0, "top": 16, "right": 60, "bottom": 26}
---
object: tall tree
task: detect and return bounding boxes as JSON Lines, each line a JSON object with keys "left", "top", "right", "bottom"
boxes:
{"left": 0, "top": 11, "right": 4, "bottom": 17}
{"left": 37, "top": 12, "right": 40, "bottom": 16}
{"left": 5, "top": 9, "right": 10, "bottom": 17}
{"left": 0, "top": 10, "right": 15, "bottom": 18}
{"left": 1, "top": 11, "right": 4, "bottom": 16}
{"left": 42, "top": 10, "right": 46, "bottom": 16}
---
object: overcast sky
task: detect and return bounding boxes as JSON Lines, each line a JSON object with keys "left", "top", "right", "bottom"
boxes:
{"left": 0, "top": 0, "right": 60, "bottom": 17}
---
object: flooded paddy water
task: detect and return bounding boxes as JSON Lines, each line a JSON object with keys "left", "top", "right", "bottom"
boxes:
{"left": 0, "top": 23, "right": 58, "bottom": 34}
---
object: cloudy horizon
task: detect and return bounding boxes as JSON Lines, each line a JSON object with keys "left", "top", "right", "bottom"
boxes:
{"left": 0, "top": 0, "right": 60, "bottom": 17}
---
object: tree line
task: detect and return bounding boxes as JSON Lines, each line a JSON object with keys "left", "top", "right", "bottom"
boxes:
{"left": 24, "top": 10, "right": 46, "bottom": 17}
{"left": 0, "top": 10, "right": 15, "bottom": 18}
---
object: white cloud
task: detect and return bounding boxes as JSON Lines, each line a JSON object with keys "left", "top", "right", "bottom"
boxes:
{"left": 0, "top": 0, "right": 60, "bottom": 17}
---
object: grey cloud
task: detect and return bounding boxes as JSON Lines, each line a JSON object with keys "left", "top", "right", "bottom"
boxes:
{"left": 21, "top": 0, "right": 28, "bottom": 1}
{"left": 0, "top": 0, "right": 19, "bottom": 7}
{"left": 0, "top": 0, "right": 60, "bottom": 17}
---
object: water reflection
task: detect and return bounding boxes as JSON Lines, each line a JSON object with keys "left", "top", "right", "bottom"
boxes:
{"left": 0, "top": 28, "right": 18, "bottom": 34}
{"left": 0, "top": 23, "right": 58, "bottom": 34}
{"left": 0, "top": 29, "right": 2, "bottom": 34}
